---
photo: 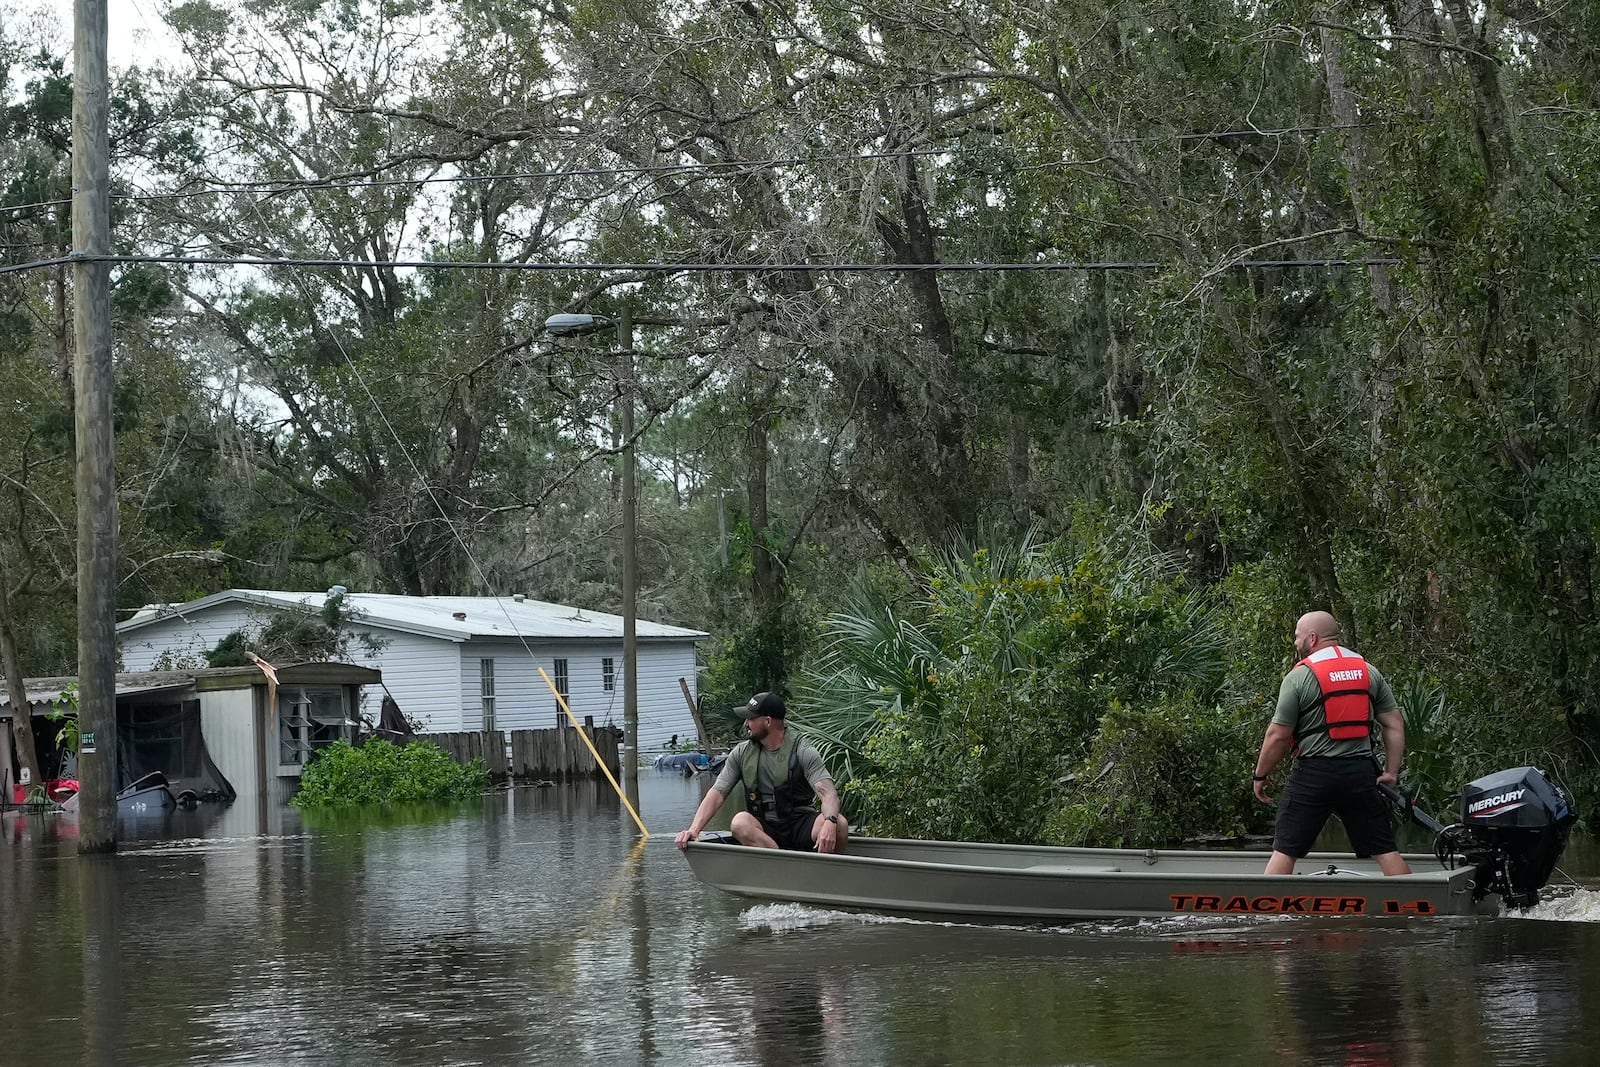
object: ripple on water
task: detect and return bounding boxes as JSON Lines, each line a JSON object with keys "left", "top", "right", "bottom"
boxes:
{"left": 119, "top": 834, "right": 315, "bottom": 855}
{"left": 738, "top": 892, "right": 1600, "bottom": 938}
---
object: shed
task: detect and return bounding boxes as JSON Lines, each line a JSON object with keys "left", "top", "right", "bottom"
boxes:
{"left": 1, "top": 662, "right": 379, "bottom": 806}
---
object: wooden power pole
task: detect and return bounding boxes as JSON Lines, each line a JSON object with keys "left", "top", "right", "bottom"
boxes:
{"left": 618, "top": 305, "right": 639, "bottom": 812}
{"left": 72, "top": 0, "right": 118, "bottom": 853}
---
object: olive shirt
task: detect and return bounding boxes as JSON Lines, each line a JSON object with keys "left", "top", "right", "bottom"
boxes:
{"left": 711, "top": 734, "right": 832, "bottom": 816}
{"left": 1272, "top": 654, "right": 1400, "bottom": 759}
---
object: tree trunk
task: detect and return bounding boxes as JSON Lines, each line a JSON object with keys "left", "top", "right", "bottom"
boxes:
{"left": 745, "top": 372, "right": 787, "bottom": 688}
{"left": 0, "top": 573, "right": 44, "bottom": 796}
{"left": 1317, "top": 12, "right": 1403, "bottom": 497}
{"left": 872, "top": 151, "right": 978, "bottom": 537}
{"left": 1441, "top": 0, "right": 1517, "bottom": 194}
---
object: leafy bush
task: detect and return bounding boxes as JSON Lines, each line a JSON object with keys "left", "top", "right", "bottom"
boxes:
{"left": 798, "top": 524, "right": 1234, "bottom": 841}
{"left": 851, "top": 665, "right": 1083, "bottom": 843}
{"left": 291, "top": 738, "right": 487, "bottom": 809}
{"left": 1046, "top": 696, "right": 1261, "bottom": 848}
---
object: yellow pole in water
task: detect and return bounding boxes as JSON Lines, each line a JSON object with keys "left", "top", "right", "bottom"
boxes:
{"left": 538, "top": 666, "right": 649, "bottom": 839}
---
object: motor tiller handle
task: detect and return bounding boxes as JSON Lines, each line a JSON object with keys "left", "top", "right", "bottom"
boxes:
{"left": 1377, "top": 781, "right": 1449, "bottom": 837}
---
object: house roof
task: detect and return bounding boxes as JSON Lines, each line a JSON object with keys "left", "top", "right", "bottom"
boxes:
{"left": 118, "top": 589, "right": 711, "bottom": 644}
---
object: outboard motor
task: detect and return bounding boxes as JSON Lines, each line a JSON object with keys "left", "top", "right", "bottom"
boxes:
{"left": 1382, "top": 766, "right": 1576, "bottom": 909}
{"left": 1454, "top": 766, "right": 1576, "bottom": 908}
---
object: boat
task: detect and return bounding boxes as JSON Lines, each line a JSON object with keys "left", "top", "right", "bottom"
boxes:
{"left": 654, "top": 751, "right": 727, "bottom": 779}
{"left": 654, "top": 751, "right": 711, "bottom": 774}
{"left": 683, "top": 765, "right": 1577, "bottom": 920}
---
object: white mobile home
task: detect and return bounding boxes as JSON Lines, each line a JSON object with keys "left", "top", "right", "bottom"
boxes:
{"left": 116, "top": 590, "right": 709, "bottom": 750}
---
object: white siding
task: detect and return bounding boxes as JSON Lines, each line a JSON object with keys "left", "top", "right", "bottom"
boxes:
{"left": 637, "top": 642, "right": 700, "bottom": 752}
{"left": 343, "top": 626, "right": 465, "bottom": 732}
{"left": 459, "top": 640, "right": 612, "bottom": 732}
{"left": 119, "top": 604, "right": 281, "bottom": 671}
{"left": 118, "top": 599, "right": 702, "bottom": 742}
{"left": 199, "top": 688, "right": 258, "bottom": 799}
{"left": 458, "top": 639, "right": 700, "bottom": 748}
{"left": 118, "top": 606, "right": 469, "bottom": 732}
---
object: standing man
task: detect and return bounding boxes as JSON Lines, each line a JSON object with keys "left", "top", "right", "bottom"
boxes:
{"left": 1252, "top": 610, "right": 1410, "bottom": 876}
{"left": 675, "top": 692, "right": 848, "bottom": 853}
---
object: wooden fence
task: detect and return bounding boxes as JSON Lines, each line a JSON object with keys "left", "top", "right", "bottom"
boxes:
{"left": 419, "top": 720, "right": 623, "bottom": 782}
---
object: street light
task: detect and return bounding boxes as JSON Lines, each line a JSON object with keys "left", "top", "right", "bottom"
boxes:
{"left": 542, "top": 306, "right": 640, "bottom": 812}
{"left": 543, "top": 312, "right": 611, "bottom": 336}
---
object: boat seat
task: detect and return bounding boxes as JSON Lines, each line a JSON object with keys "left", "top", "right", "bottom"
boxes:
{"left": 1026, "top": 865, "right": 1122, "bottom": 874}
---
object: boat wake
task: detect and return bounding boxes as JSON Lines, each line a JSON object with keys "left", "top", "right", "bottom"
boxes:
{"left": 738, "top": 902, "right": 1294, "bottom": 937}
{"left": 740, "top": 902, "right": 925, "bottom": 933}
{"left": 1506, "top": 884, "right": 1600, "bottom": 922}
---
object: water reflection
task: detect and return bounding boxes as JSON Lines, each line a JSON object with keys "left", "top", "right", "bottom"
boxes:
{"left": 1272, "top": 932, "right": 1419, "bottom": 1066}
{"left": 79, "top": 856, "right": 124, "bottom": 1067}
{"left": 3, "top": 775, "right": 1599, "bottom": 1067}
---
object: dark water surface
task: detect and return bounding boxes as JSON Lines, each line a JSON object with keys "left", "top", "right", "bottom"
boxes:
{"left": 3, "top": 775, "right": 1598, "bottom": 1066}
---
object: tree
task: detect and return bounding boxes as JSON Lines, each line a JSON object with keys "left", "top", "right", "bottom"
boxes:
{"left": 2, "top": 19, "right": 218, "bottom": 789}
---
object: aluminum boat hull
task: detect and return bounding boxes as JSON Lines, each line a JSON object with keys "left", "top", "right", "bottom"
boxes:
{"left": 683, "top": 835, "right": 1493, "bottom": 919}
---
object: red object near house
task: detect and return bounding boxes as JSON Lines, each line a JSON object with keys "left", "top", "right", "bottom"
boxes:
{"left": 9, "top": 778, "right": 79, "bottom": 805}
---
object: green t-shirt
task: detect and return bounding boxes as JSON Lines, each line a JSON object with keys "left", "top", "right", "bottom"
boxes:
{"left": 1272, "top": 650, "right": 1399, "bottom": 759}
{"left": 712, "top": 734, "right": 831, "bottom": 812}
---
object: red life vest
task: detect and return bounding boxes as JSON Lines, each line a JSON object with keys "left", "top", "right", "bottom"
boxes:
{"left": 1295, "top": 645, "right": 1374, "bottom": 743}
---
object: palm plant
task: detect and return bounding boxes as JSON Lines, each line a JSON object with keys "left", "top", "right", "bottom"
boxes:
{"left": 1391, "top": 675, "right": 1453, "bottom": 811}
{"left": 791, "top": 521, "right": 1240, "bottom": 839}
{"left": 791, "top": 573, "right": 951, "bottom": 782}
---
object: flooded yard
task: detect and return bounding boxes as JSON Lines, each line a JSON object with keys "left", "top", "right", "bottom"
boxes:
{"left": 3, "top": 774, "right": 1598, "bottom": 1065}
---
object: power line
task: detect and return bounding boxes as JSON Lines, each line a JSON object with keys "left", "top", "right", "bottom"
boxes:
{"left": 0, "top": 251, "right": 1420, "bottom": 277}
{"left": 1, "top": 255, "right": 77, "bottom": 275}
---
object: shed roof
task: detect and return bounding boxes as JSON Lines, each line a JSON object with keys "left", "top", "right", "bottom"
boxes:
{"left": 118, "top": 589, "right": 710, "bottom": 643}
{"left": 0, "top": 672, "right": 195, "bottom": 711}
{"left": 1, "top": 663, "right": 383, "bottom": 711}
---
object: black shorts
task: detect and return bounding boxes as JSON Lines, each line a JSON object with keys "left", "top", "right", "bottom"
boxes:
{"left": 765, "top": 809, "right": 819, "bottom": 852}
{"left": 1273, "top": 757, "right": 1398, "bottom": 858}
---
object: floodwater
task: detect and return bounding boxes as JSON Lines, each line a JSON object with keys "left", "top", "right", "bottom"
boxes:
{"left": 3, "top": 776, "right": 1598, "bottom": 1067}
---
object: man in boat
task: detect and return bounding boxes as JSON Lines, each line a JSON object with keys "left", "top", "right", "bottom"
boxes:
{"left": 673, "top": 691, "right": 849, "bottom": 853}
{"left": 1251, "top": 610, "right": 1411, "bottom": 876}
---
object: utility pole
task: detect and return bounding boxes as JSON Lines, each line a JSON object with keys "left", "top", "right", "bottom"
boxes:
{"left": 72, "top": 0, "right": 118, "bottom": 853}
{"left": 618, "top": 305, "right": 640, "bottom": 811}
{"left": 542, "top": 305, "right": 646, "bottom": 815}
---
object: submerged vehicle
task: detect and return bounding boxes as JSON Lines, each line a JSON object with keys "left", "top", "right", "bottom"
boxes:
{"left": 683, "top": 766, "right": 1577, "bottom": 920}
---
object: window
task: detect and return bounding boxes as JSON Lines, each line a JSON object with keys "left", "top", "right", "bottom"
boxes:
{"left": 129, "top": 704, "right": 186, "bottom": 777}
{"left": 279, "top": 687, "right": 350, "bottom": 770}
{"left": 553, "top": 658, "right": 569, "bottom": 708}
{"left": 480, "top": 658, "right": 496, "bottom": 732}
{"left": 602, "top": 657, "right": 615, "bottom": 692}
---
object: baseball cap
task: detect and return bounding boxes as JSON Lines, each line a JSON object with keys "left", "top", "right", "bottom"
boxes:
{"left": 737, "top": 691, "right": 787, "bottom": 720}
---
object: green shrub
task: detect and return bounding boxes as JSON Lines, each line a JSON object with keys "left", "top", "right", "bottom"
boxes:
{"left": 850, "top": 667, "right": 1080, "bottom": 843}
{"left": 1046, "top": 696, "right": 1261, "bottom": 848}
{"left": 291, "top": 738, "right": 488, "bottom": 809}
{"left": 801, "top": 525, "right": 1234, "bottom": 841}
